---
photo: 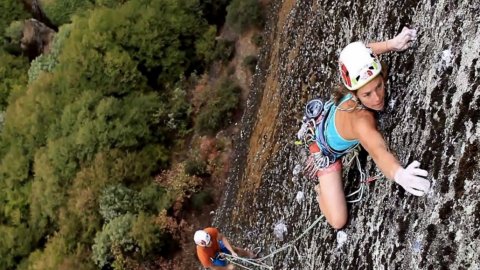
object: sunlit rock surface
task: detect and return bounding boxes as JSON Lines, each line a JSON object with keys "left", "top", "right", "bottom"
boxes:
{"left": 215, "top": 0, "right": 479, "bottom": 269}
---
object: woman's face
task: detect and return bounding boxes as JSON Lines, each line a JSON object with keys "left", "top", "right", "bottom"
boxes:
{"left": 355, "top": 76, "right": 385, "bottom": 111}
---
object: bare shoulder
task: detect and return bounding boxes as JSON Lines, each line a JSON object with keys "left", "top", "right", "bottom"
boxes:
{"left": 352, "top": 109, "right": 377, "bottom": 135}
{"left": 355, "top": 109, "right": 376, "bottom": 122}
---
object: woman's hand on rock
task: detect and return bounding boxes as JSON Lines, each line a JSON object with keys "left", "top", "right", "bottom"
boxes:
{"left": 394, "top": 161, "right": 430, "bottom": 196}
{"left": 388, "top": 27, "right": 418, "bottom": 51}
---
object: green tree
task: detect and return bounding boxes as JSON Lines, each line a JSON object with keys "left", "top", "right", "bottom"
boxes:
{"left": 92, "top": 214, "right": 136, "bottom": 268}
{"left": 28, "top": 24, "right": 72, "bottom": 84}
{"left": 0, "top": 0, "right": 217, "bottom": 267}
{"left": 199, "top": 0, "right": 231, "bottom": 25}
{"left": 195, "top": 78, "right": 241, "bottom": 135}
{"left": 39, "top": 0, "right": 94, "bottom": 26}
{"left": 0, "top": 224, "right": 35, "bottom": 269}
{"left": 138, "top": 183, "right": 171, "bottom": 213}
{"left": 99, "top": 185, "right": 143, "bottom": 222}
{"left": 130, "top": 212, "right": 168, "bottom": 257}
{"left": 4, "top": 20, "right": 24, "bottom": 54}
{"left": 95, "top": 0, "right": 128, "bottom": 7}
{"left": 226, "top": 0, "right": 263, "bottom": 34}
{"left": 0, "top": 1, "right": 28, "bottom": 37}
{"left": 0, "top": 50, "right": 28, "bottom": 110}
{"left": 195, "top": 25, "right": 217, "bottom": 65}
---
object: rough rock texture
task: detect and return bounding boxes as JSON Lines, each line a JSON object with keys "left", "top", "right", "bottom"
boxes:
{"left": 21, "top": 18, "right": 55, "bottom": 59}
{"left": 23, "top": 0, "right": 58, "bottom": 30}
{"left": 215, "top": 0, "right": 480, "bottom": 269}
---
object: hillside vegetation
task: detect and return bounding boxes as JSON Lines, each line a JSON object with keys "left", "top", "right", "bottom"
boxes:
{"left": 0, "top": 0, "right": 263, "bottom": 269}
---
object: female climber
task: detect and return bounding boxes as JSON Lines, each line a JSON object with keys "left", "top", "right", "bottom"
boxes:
{"left": 303, "top": 27, "right": 431, "bottom": 229}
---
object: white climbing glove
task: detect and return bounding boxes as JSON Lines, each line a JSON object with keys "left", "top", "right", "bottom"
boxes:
{"left": 394, "top": 161, "right": 430, "bottom": 196}
{"left": 388, "top": 26, "right": 417, "bottom": 51}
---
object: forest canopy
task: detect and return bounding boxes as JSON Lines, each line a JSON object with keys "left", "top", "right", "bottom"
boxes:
{"left": 0, "top": 0, "right": 235, "bottom": 268}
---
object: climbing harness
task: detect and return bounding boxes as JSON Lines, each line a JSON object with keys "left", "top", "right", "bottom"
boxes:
{"left": 298, "top": 99, "right": 358, "bottom": 175}
{"left": 211, "top": 252, "right": 229, "bottom": 267}
{"left": 297, "top": 98, "right": 383, "bottom": 202}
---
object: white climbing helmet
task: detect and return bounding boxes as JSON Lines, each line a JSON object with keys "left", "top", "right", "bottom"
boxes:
{"left": 338, "top": 41, "right": 382, "bottom": 91}
{"left": 194, "top": 230, "right": 211, "bottom": 246}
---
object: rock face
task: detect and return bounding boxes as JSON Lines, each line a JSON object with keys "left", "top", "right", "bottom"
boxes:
{"left": 21, "top": 18, "right": 55, "bottom": 59}
{"left": 215, "top": 0, "right": 480, "bottom": 269}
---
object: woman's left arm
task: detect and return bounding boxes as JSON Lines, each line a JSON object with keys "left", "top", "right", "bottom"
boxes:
{"left": 368, "top": 27, "right": 417, "bottom": 55}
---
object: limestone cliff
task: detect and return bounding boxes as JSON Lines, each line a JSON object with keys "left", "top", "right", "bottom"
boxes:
{"left": 215, "top": 0, "right": 480, "bottom": 269}
{"left": 21, "top": 18, "right": 55, "bottom": 59}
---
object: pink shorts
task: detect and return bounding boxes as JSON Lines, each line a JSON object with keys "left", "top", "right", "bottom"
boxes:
{"left": 316, "top": 160, "right": 342, "bottom": 176}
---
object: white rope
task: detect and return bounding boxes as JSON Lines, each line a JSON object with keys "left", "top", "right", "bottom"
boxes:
{"left": 224, "top": 254, "right": 272, "bottom": 270}
{"left": 222, "top": 215, "right": 325, "bottom": 269}
{"left": 223, "top": 254, "right": 272, "bottom": 270}
{"left": 343, "top": 148, "right": 385, "bottom": 203}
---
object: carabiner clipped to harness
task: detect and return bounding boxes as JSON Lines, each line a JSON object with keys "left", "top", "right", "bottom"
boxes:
{"left": 305, "top": 99, "right": 323, "bottom": 119}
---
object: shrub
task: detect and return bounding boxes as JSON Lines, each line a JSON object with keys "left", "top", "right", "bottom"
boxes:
{"left": 213, "top": 39, "right": 235, "bottom": 62}
{"left": 130, "top": 212, "right": 166, "bottom": 257}
{"left": 191, "top": 190, "right": 213, "bottom": 210}
{"left": 242, "top": 55, "right": 258, "bottom": 73}
{"left": 95, "top": 0, "right": 128, "bottom": 7}
{"left": 226, "top": 0, "right": 263, "bottom": 34}
{"left": 28, "top": 24, "right": 71, "bottom": 84}
{"left": 155, "top": 163, "right": 202, "bottom": 201}
{"left": 0, "top": 50, "right": 28, "bottom": 110}
{"left": 138, "top": 184, "right": 171, "bottom": 213}
{"left": 184, "top": 158, "right": 209, "bottom": 177}
{"left": 195, "top": 78, "right": 241, "bottom": 135}
{"left": 251, "top": 32, "right": 263, "bottom": 47}
{"left": 4, "top": 20, "right": 24, "bottom": 48}
{"left": 92, "top": 214, "right": 136, "bottom": 268}
{"left": 195, "top": 25, "right": 217, "bottom": 65}
{"left": 92, "top": 212, "right": 173, "bottom": 268}
{"left": 153, "top": 86, "right": 192, "bottom": 139}
{"left": 0, "top": 1, "right": 28, "bottom": 37}
{"left": 227, "top": 65, "right": 236, "bottom": 75}
{"left": 99, "top": 185, "right": 143, "bottom": 222}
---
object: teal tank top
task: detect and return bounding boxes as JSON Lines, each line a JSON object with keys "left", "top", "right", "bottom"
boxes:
{"left": 324, "top": 94, "right": 359, "bottom": 151}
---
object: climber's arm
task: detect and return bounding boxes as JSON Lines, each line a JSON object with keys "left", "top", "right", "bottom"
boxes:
{"left": 368, "top": 27, "right": 417, "bottom": 55}
{"left": 353, "top": 113, "right": 430, "bottom": 196}
{"left": 353, "top": 114, "right": 401, "bottom": 179}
